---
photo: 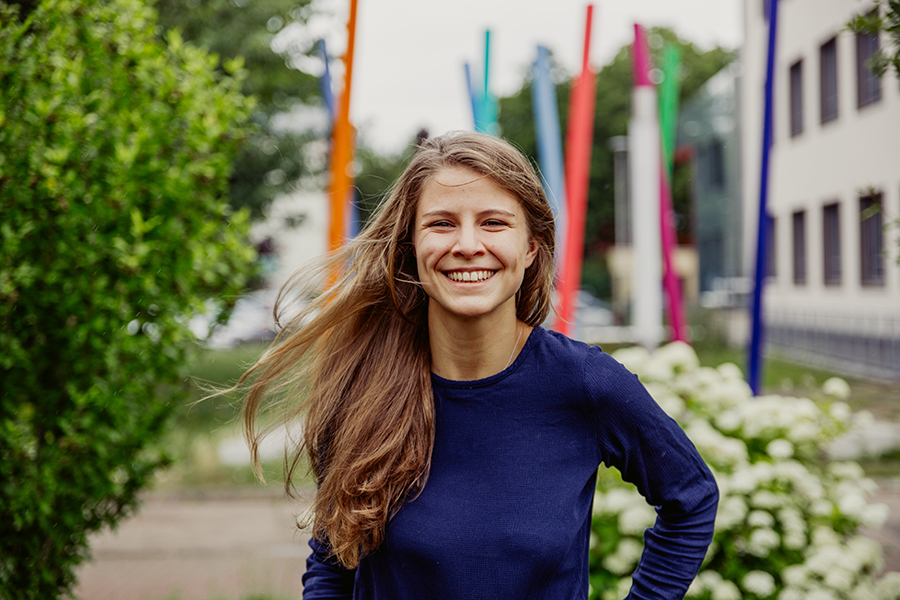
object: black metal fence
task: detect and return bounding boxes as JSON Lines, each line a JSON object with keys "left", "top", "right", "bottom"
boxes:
{"left": 767, "top": 312, "right": 900, "bottom": 380}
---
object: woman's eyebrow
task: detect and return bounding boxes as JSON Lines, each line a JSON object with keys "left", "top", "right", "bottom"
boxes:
{"left": 478, "top": 209, "right": 517, "bottom": 218}
{"left": 420, "top": 209, "right": 455, "bottom": 219}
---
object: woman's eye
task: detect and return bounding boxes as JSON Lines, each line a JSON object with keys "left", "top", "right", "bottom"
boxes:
{"left": 484, "top": 219, "right": 507, "bottom": 227}
{"left": 430, "top": 220, "right": 453, "bottom": 228}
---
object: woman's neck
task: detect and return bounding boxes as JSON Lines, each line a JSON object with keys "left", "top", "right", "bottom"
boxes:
{"left": 427, "top": 308, "right": 532, "bottom": 381}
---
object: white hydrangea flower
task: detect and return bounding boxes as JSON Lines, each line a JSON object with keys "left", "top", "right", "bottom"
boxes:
{"left": 601, "top": 488, "right": 642, "bottom": 514}
{"left": 849, "top": 580, "right": 878, "bottom": 600}
{"left": 837, "top": 490, "right": 868, "bottom": 518}
{"left": 805, "top": 586, "right": 838, "bottom": 600}
{"left": 822, "top": 377, "right": 851, "bottom": 399}
{"left": 602, "top": 538, "right": 643, "bottom": 575}
{"left": 611, "top": 346, "right": 649, "bottom": 374}
{"left": 829, "top": 461, "right": 865, "bottom": 480}
{"left": 747, "top": 527, "right": 781, "bottom": 556}
{"left": 790, "top": 421, "right": 821, "bottom": 444}
{"left": 875, "top": 572, "right": 900, "bottom": 599}
{"left": 781, "top": 564, "right": 809, "bottom": 587}
{"left": 748, "top": 510, "right": 775, "bottom": 528}
{"left": 618, "top": 504, "right": 656, "bottom": 536}
{"left": 751, "top": 489, "right": 786, "bottom": 509}
{"left": 592, "top": 342, "right": 894, "bottom": 600}
{"left": 641, "top": 356, "right": 674, "bottom": 382}
{"left": 811, "top": 498, "right": 834, "bottom": 516}
{"left": 829, "top": 401, "right": 852, "bottom": 423}
{"left": 778, "top": 588, "right": 805, "bottom": 600}
{"left": 716, "top": 362, "right": 744, "bottom": 380}
{"left": 714, "top": 409, "right": 742, "bottom": 433}
{"left": 715, "top": 496, "right": 748, "bottom": 531}
{"left": 847, "top": 535, "right": 884, "bottom": 572}
{"left": 653, "top": 341, "right": 699, "bottom": 373}
{"left": 767, "top": 438, "right": 795, "bottom": 460}
{"left": 741, "top": 570, "right": 776, "bottom": 597}
{"left": 711, "top": 580, "right": 741, "bottom": 600}
{"left": 823, "top": 566, "right": 855, "bottom": 592}
{"left": 699, "top": 569, "right": 723, "bottom": 588}
{"left": 855, "top": 410, "right": 875, "bottom": 427}
{"left": 774, "top": 461, "right": 824, "bottom": 501}
{"left": 807, "top": 545, "right": 844, "bottom": 575}
{"left": 811, "top": 525, "right": 840, "bottom": 548}
{"left": 614, "top": 576, "right": 632, "bottom": 600}
{"left": 784, "top": 530, "right": 807, "bottom": 550}
{"left": 686, "top": 420, "right": 748, "bottom": 469}
{"left": 644, "top": 383, "right": 686, "bottom": 418}
{"left": 601, "top": 553, "right": 632, "bottom": 576}
{"left": 685, "top": 577, "right": 704, "bottom": 598}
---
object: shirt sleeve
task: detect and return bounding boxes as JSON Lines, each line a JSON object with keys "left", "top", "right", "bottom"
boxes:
{"left": 302, "top": 535, "right": 357, "bottom": 599}
{"left": 583, "top": 349, "right": 719, "bottom": 600}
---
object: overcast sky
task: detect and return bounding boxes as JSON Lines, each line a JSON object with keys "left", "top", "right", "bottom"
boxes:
{"left": 301, "top": 0, "right": 743, "bottom": 153}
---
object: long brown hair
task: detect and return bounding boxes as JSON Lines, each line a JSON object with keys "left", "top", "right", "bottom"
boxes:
{"left": 240, "top": 131, "right": 555, "bottom": 568}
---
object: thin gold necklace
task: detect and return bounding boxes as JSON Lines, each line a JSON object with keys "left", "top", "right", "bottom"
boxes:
{"left": 504, "top": 321, "right": 524, "bottom": 370}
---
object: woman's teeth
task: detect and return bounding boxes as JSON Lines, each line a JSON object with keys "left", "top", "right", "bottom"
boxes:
{"left": 446, "top": 270, "right": 495, "bottom": 282}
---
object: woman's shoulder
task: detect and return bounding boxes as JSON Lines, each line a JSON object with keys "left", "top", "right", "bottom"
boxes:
{"left": 528, "top": 327, "right": 634, "bottom": 389}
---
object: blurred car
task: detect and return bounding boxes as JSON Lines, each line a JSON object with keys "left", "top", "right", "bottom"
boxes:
{"left": 575, "top": 290, "right": 614, "bottom": 327}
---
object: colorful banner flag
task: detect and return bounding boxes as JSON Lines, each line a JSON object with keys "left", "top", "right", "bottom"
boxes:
{"left": 328, "top": 0, "right": 358, "bottom": 252}
{"left": 555, "top": 4, "right": 596, "bottom": 337}
{"left": 748, "top": 0, "right": 780, "bottom": 395}
{"left": 658, "top": 45, "right": 689, "bottom": 343}
{"left": 531, "top": 45, "right": 568, "bottom": 275}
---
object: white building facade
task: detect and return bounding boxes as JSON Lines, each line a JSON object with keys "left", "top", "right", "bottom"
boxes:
{"left": 741, "top": 0, "right": 900, "bottom": 378}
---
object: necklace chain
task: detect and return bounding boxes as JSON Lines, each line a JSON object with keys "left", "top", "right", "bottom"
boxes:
{"left": 504, "top": 322, "right": 524, "bottom": 370}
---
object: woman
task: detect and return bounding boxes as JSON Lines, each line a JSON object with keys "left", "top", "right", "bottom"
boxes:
{"left": 241, "top": 132, "right": 718, "bottom": 599}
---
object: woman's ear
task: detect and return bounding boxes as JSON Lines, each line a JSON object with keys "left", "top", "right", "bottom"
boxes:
{"left": 524, "top": 238, "right": 538, "bottom": 269}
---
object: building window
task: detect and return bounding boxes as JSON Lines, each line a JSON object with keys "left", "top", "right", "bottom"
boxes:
{"left": 767, "top": 214, "right": 777, "bottom": 278}
{"left": 860, "top": 194, "right": 884, "bottom": 286}
{"left": 820, "top": 38, "right": 838, "bottom": 123}
{"left": 856, "top": 16, "right": 882, "bottom": 108}
{"left": 792, "top": 210, "right": 807, "bottom": 285}
{"left": 707, "top": 138, "right": 725, "bottom": 190}
{"left": 823, "top": 203, "right": 841, "bottom": 285}
{"left": 790, "top": 60, "right": 804, "bottom": 136}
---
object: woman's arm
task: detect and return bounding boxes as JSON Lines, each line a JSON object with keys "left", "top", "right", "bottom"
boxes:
{"left": 302, "top": 536, "right": 357, "bottom": 599}
{"left": 585, "top": 351, "right": 719, "bottom": 600}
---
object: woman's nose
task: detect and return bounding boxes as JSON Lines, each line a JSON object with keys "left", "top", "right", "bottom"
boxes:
{"left": 452, "top": 224, "right": 485, "bottom": 257}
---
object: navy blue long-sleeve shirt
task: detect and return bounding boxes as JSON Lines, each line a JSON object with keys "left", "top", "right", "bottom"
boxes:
{"left": 302, "top": 327, "right": 718, "bottom": 599}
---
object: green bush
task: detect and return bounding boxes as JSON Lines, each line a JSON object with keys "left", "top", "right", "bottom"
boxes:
{"left": 588, "top": 343, "right": 900, "bottom": 600}
{"left": 0, "top": 0, "right": 257, "bottom": 597}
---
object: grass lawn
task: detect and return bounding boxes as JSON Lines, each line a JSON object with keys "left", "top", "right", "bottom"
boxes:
{"left": 153, "top": 341, "right": 309, "bottom": 492}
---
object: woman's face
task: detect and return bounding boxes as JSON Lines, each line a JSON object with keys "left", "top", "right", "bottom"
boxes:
{"left": 412, "top": 166, "right": 537, "bottom": 327}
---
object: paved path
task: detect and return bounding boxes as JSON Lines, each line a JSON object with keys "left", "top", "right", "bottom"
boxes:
{"left": 76, "top": 482, "right": 900, "bottom": 600}
{"left": 75, "top": 490, "right": 312, "bottom": 600}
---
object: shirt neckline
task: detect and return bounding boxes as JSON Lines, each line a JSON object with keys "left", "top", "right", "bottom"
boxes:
{"left": 430, "top": 326, "right": 543, "bottom": 389}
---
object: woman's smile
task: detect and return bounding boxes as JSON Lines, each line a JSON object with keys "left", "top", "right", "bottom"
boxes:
{"left": 443, "top": 269, "right": 496, "bottom": 283}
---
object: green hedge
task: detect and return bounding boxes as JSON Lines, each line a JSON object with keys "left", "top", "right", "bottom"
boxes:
{"left": 0, "top": 0, "right": 257, "bottom": 596}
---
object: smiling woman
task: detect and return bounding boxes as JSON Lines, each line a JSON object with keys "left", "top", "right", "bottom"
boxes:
{"left": 414, "top": 166, "right": 539, "bottom": 379}
{"left": 239, "top": 131, "right": 718, "bottom": 600}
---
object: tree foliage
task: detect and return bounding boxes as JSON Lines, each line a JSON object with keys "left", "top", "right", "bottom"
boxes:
{"left": 498, "top": 29, "right": 734, "bottom": 296}
{"left": 848, "top": 0, "right": 900, "bottom": 79}
{"left": 154, "top": 0, "right": 325, "bottom": 220}
{"left": 0, "top": 0, "right": 256, "bottom": 596}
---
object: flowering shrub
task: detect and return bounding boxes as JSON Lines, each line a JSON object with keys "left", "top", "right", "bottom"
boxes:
{"left": 588, "top": 342, "right": 900, "bottom": 600}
